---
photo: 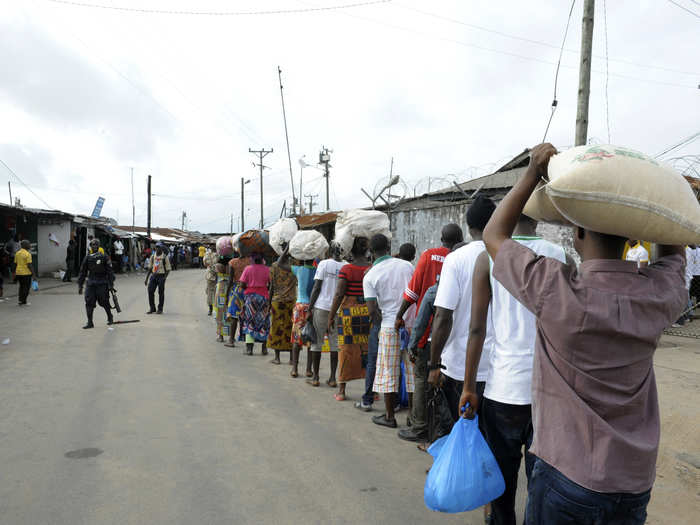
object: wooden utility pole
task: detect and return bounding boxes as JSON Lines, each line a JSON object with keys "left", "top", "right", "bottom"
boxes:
{"left": 249, "top": 148, "right": 273, "bottom": 229}
{"left": 8, "top": 181, "right": 12, "bottom": 206}
{"left": 305, "top": 193, "right": 318, "bottom": 214}
{"left": 575, "top": 0, "right": 595, "bottom": 146}
{"left": 130, "top": 167, "right": 135, "bottom": 235}
{"left": 147, "top": 174, "right": 152, "bottom": 237}
{"left": 241, "top": 178, "right": 245, "bottom": 232}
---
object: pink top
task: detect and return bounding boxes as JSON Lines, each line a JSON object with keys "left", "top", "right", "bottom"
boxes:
{"left": 239, "top": 263, "right": 270, "bottom": 299}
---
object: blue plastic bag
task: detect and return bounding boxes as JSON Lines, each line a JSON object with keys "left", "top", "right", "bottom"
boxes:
{"left": 31, "top": 280, "right": 39, "bottom": 291}
{"left": 398, "top": 327, "right": 410, "bottom": 407}
{"left": 424, "top": 416, "right": 505, "bottom": 513}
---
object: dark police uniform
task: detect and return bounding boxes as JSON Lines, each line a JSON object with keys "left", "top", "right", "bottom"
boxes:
{"left": 78, "top": 251, "right": 115, "bottom": 326}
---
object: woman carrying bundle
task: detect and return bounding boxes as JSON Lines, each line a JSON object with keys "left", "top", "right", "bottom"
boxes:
{"left": 267, "top": 244, "right": 297, "bottom": 364}
{"left": 225, "top": 251, "right": 250, "bottom": 347}
{"left": 238, "top": 252, "right": 271, "bottom": 356}
{"left": 327, "top": 237, "right": 371, "bottom": 401}
{"left": 213, "top": 257, "right": 232, "bottom": 342}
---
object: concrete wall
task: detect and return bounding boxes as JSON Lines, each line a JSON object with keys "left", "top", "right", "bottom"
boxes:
{"left": 389, "top": 203, "right": 578, "bottom": 262}
{"left": 37, "top": 220, "right": 71, "bottom": 276}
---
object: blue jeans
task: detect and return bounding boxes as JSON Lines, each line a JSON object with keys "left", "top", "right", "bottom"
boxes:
{"left": 526, "top": 458, "right": 650, "bottom": 525}
{"left": 362, "top": 323, "right": 380, "bottom": 406}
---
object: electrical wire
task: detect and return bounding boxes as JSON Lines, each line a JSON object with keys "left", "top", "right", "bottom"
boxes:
{"left": 542, "top": 0, "right": 576, "bottom": 142}
{"left": 0, "top": 157, "right": 54, "bottom": 209}
{"left": 44, "top": 0, "right": 393, "bottom": 16}
{"left": 666, "top": 0, "right": 700, "bottom": 18}
{"left": 394, "top": 2, "right": 699, "bottom": 77}
{"left": 603, "top": 0, "right": 611, "bottom": 143}
{"left": 654, "top": 131, "right": 700, "bottom": 158}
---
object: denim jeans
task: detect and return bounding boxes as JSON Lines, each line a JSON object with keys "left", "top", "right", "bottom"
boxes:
{"left": 362, "top": 323, "right": 380, "bottom": 406}
{"left": 410, "top": 343, "right": 429, "bottom": 434}
{"left": 148, "top": 274, "right": 166, "bottom": 311}
{"left": 526, "top": 458, "right": 650, "bottom": 525}
{"left": 481, "top": 397, "right": 535, "bottom": 525}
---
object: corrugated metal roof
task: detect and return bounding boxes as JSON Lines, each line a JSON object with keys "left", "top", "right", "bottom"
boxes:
{"left": 296, "top": 212, "right": 339, "bottom": 229}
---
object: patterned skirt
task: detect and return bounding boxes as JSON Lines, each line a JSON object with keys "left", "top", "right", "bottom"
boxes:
{"left": 213, "top": 277, "right": 231, "bottom": 337}
{"left": 241, "top": 293, "right": 270, "bottom": 342}
{"left": 336, "top": 295, "right": 370, "bottom": 382}
{"left": 291, "top": 303, "right": 311, "bottom": 346}
{"left": 227, "top": 282, "right": 245, "bottom": 319}
{"left": 268, "top": 301, "right": 294, "bottom": 351}
{"left": 205, "top": 279, "right": 216, "bottom": 306}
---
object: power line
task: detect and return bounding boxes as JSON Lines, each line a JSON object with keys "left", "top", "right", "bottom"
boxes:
{"left": 0, "top": 158, "right": 54, "bottom": 209}
{"left": 331, "top": 3, "right": 697, "bottom": 90}
{"left": 394, "top": 2, "right": 699, "bottom": 77}
{"left": 44, "top": 0, "right": 393, "bottom": 16}
{"left": 666, "top": 0, "right": 700, "bottom": 18}
{"left": 542, "top": 0, "right": 576, "bottom": 142}
{"left": 654, "top": 131, "right": 700, "bottom": 158}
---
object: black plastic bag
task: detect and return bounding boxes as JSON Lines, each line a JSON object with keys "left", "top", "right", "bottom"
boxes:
{"left": 301, "top": 320, "right": 317, "bottom": 345}
{"left": 427, "top": 386, "right": 454, "bottom": 444}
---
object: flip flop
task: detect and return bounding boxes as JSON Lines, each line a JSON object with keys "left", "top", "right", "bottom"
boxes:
{"left": 334, "top": 393, "right": 346, "bottom": 401}
{"left": 224, "top": 342, "right": 236, "bottom": 348}
{"left": 270, "top": 359, "right": 281, "bottom": 365}
{"left": 326, "top": 379, "right": 338, "bottom": 388}
{"left": 305, "top": 371, "right": 313, "bottom": 378}
{"left": 306, "top": 379, "right": 320, "bottom": 387}
{"left": 290, "top": 370, "right": 299, "bottom": 378}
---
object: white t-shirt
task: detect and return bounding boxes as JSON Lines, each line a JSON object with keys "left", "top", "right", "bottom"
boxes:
{"left": 114, "top": 240, "right": 124, "bottom": 255}
{"left": 626, "top": 243, "right": 649, "bottom": 267}
{"left": 692, "top": 247, "right": 700, "bottom": 277}
{"left": 684, "top": 246, "right": 694, "bottom": 288}
{"left": 434, "top": 241, "right": 494, "bottom": 383}
{"left": 363, "top": 256, "right": 414, "bottom": 328}
{"left": 486, "top": 237, "right": 567, "bottom": 405}
{"left": 313, "top": 258, "right": 346, "bottom": 311}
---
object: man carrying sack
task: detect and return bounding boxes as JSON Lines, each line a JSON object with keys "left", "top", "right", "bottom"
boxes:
{"left": 460, "top": 143, "right": 690, "bottom": 525}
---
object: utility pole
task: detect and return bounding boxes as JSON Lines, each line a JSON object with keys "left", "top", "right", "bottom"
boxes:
{"left": 230, "top": 213, "right": 233, "bottom": 234}
{"left": 8, "top": 181, "right": 12, "bottom": 206}
{"left": 249, "top": 148, "right": 273, "bottom": 229}
{"left": 181, "top": 211, "right": 187, "bottom": 231}
{"left": 575, "top": 0, "right": 595, "bottom": 146}
{"left": 278, "top": 66, "right": 296, "bottom": 215}
{"left": 147, "top": 174, "right": 152, "bottom": 237}
{"left": 305, "top": 193, "right": 318, "bottom": 214}
{"left": 240, "top": 177, "right": 251, "bottom": 231}
{"left": 319, "top": 146, "right": 332, "bottom": 210}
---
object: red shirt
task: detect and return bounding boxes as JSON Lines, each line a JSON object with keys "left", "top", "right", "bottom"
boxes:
{"left": 404, "top": 246, "right": 449, "bottom": 348}
{"left": 338, "top": 263, "right": 370, "bottom": 296}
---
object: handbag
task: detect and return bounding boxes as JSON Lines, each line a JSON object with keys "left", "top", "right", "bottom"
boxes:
{"left": 301, "top": 319, "right": 317, "bottom": 345}
{"left": 427, "top": 386, "right": 454, "bottom": 444}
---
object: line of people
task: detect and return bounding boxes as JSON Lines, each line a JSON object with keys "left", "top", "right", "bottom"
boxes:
{"left": 201, "top": 144, "right": 691, "bottom": 525}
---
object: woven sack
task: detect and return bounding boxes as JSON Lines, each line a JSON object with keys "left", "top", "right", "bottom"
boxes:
{"left": 333, "top": 209, "right": 391, "bottom": 254}
{"left": 269, "top": 218, "right": 299, "bottom": 255}
{"left": 524, "top": 145, "right": 700, "bottom": 244}
{"left": 289, "top": 230, "right": 329, "bottom": 260}
{"left": 238, "top": 230, "right": 275, "bottom": 257}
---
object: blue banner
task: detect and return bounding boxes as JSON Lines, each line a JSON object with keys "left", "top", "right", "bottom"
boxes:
{"left": 91, "top": 196, "right": 105, "bottom": 218}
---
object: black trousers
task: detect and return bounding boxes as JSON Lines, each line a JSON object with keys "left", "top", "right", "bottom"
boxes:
{"left": 441, "top": 374, "right": 486, "bottom": 423}
{"left": 17, "top": 275, "right": 32, "bottom": 304}
{"left": 481, "top": 397, "right": 535, "bottom": 525}
{"left": 63, "top": 259, "right": 74, "bottom": 281}
{"left": 148, "top": 274, "right": 166, "bottom": 311}
{"left": 85, "top": 282, "right": 111, "bottom": 321}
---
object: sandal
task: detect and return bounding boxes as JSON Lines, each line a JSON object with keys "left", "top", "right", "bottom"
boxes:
{"left": 305, "top": 371, "right": 313, "bottom": 378}
{"left": 333, "top": 393, "right": 346, "bottom": 401}
{"left": 326, "top": 379, "right": 338, "bottom": 388}
{"left": 290, "top": 370, "right": 299, "bottom": 378}
{"left": 224, "top": 342, "right": 236, "bottom": 348}
{"left": 306, "top": 379, "right": 320, "bottom": 387}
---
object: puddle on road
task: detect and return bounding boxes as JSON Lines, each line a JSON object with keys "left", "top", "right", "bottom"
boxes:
{"left": 65, "top": 448, "right": 103, "bottom": 459}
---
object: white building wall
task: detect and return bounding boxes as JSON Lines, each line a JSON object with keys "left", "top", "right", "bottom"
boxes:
{"left": 37, "top": 220, "right": 71, "bottom": 276}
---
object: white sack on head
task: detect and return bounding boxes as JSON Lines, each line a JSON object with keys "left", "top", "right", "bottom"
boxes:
{"left": 333, "top": 209, "right": 391, "bottom": 254}
{"left": 230, "top": 232, "right": 243, "bottom": 252}
{"left": 269, "top": 218, "right": 299, "bottom": 255}
{"left": 524, "top": 144, "right": 700, "bottom": 244}
{"left": 289, "top": 230, "right": 329, "bottom": 260}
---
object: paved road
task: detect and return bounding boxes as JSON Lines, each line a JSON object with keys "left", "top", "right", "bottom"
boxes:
{"left": 0, "top": 269, "right": 521, "bottom": 524}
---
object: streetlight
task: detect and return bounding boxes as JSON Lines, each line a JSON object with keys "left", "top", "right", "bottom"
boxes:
{"left": 241, "top": 177, "right": 251, "bottom": 231}
{"left": 298, "top": 155, "right": 313, "bottom": 215}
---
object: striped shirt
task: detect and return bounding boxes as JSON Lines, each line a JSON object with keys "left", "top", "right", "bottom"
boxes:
{"left": 338, "top": 263, "right": 369, "bottom": 296}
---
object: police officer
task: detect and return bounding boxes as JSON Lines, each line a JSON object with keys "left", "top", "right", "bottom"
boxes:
{"left": 78, "top": 238, "right": 115, "bottom": 329}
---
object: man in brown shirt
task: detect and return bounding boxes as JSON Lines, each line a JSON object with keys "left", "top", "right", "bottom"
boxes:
{"left": 461, "top": 143, "right": 687, "bottom": 525}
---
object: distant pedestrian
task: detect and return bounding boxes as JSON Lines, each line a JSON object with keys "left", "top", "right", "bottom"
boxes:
{"left": 144, "top": 243, "right": 171, "bottom": 314}
{"left": 14, "top": 240, "right": 33, "bottom": 306}
{"left": 625, "top": 239, "right": 649, "bottom": 268}
{"left": 63, "top": 239, "right": 76, "bottom": 282}
{"left": 203, "top": 247, "right": 217, "bottom": 315}
{"left": 198, "top": 244, "right": 206, "bottom": 268}
{"left": 113, "top": 239, "right": 124, "bottom": 273}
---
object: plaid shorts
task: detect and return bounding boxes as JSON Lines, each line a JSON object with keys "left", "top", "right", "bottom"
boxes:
{"left": 373, "top": 327, "right": 415, "bottom": 394}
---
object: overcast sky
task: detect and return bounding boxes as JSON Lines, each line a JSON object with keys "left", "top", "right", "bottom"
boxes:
{"left": 1, "top": 0, "right": 698, "bottom": 232}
